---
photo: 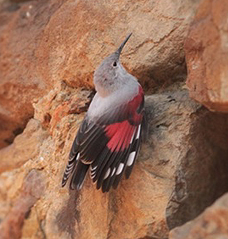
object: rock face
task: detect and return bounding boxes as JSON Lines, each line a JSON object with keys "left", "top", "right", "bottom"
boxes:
{"left": 169, "top": 193, "right": 228, "bottom": 239}
{"left": 0, "top": 119, "right": 49, "bottom": 174}
{"left": 0, "top": 170, "right": 45, "bottom": 239}
{"left": 1, "top": 87, "right": 228, "bottom": 239}
{"left": 0, "top": 0, "right": 63, "bottom": 148}
{"left": 36, "top": 0, "right": 199, "bottom": 91}
{"left": 185, "top": 0, "right": 228, "bottom": 112}
{"left": 166, "top": 104, "right": 228, "bottom": 229}
{"left": 1, "top": 0, "right": 228, "bottom": 239}
{"left": 0, "top": 0, "right": 199, "bottom": 148}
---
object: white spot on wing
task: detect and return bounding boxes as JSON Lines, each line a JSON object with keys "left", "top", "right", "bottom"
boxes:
{"left": 92, "top": 165, "right": 97, "bottom": 171}
{"left": 127, "top": 151, "right": 136, "bottom": 166}
{"left": 130, "top": 129, "right": 135, "bottom": 144}
{"left": 69, "top": 153, "right": 80, "bottom": 162}
{"left": 65, "top": 169, "right": 72, "bottom": 175}
{"left": 111, "top": 167, "right": 116, "bottom": 177}
{"left": 116, "top": 163, "right": 124, "bottom": 175}
{"left": 104, "top": 168, "right": 111, "bottom": 179}
{"left": 67, "top": 163, "right": 74, "bottom": 169}
{"left": 78, "top": 183, "right": 83, "bottom": 190}
{"left": 136, "top": 125, "right": 141, "bottom": 139}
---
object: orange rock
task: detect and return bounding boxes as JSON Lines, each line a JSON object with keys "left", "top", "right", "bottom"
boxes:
{"left": 1, "top": 89, "right": 228, "bottom": 239}
{"left": 0, "top": 119, "right": 48, "bottom": 173}
{"left": 5, "top": 1, "right": 228, "bottom": 239}
{"left": 185, "top": 0, "right": 228, "bottom": 112}
{"left": 36, "top": 0, "right": 199, "bottom": 92}
{"left": 33, "top": 82, "right": 91, "bottom": 133}
{"left": 169, "top": 193, "right": 228, "bottom": 239}
{"left": 0, "top": 0, "right": 63, "bottom": 148}
{"left": 0, "top": 169, "right": 45, "bottom": 239}
{"left": 0, "top": 0, "right": 199, "bottom": 148}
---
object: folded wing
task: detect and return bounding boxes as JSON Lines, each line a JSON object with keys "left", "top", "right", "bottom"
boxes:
{"left": 62, "top": 86, "right": 145, "bottom": 192}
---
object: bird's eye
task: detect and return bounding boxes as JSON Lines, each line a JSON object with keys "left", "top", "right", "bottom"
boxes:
{"left": 113, "top": 61, "right": 117, "bottom": 67}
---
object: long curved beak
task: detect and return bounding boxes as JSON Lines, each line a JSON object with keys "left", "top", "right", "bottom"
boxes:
{"left": 116, "top": 33, "right": 132, "bottom": 57}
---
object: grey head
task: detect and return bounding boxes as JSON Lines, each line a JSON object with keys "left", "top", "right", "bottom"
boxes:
{"left": 94, "top": 33, "right": 133, "bottom": 97}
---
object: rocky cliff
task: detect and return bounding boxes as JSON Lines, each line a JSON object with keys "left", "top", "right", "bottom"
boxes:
{"left": 0, "top": 0, "right": 228, "bottom": 239}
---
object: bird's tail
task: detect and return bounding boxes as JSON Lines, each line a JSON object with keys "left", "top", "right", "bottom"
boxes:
{"left": 70, "top": 161, "right": 89, "bottom": 190}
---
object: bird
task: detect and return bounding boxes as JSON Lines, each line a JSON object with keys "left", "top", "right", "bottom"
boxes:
{"left": 62, "top": 33, "right": 146, "bottom": 193}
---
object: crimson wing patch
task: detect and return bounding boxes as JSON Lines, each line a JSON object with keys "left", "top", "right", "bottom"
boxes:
{"left": 62, "top": 86, "right": 145, "bottom": 192}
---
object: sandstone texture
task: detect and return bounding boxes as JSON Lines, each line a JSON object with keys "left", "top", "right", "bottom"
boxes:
{"left": 170, "top": 193, "right": 228, "bottom": 239}
{"left": 1, "top": 0, "right": 228, "bottom": 239}
{"left": 0, "top": 0, "right": 63, "bottom": 148}
{"left": 1, "top": 87, "right": 228, "bottom": 239}
{"left": 185, "top": 0, "right": 228, "bottom": 112}
{"left": 0, "top": 170, "right": 45, "bottom": 239}
{"left": 0, "top": 0, "right": 199, "bottom": 148}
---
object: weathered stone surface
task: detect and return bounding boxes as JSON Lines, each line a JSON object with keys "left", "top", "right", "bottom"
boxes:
{"left": 0, "top": 169, "right": 45, "bottom": 239}
{"left": 0, "top": 0, "right": 64, "bottom": 148}
{"left": 1, "top": 87, "right": 228, "bottom": 239}
{"left": 169, "top": 193, "right": 228, "bottom": 239}
{"left": 33, "top": 81, "right": 92, "bottom": 135}
{"left": 166, "top": 104, "right": 228, "bottom": 229}
{"left": 0, "top": 119, "right": 48, "bottom": 173}
{"left": 0, "top": 0, "right": 199, "bottom": 148}
{"left": 2, "top": 0, "right": 228, "bottom": 238}
{"left": 185, "top": 0, "right": 228, "bottom": 112}
{"left": 37, "top": 0, "right": 199, "bottom": 92}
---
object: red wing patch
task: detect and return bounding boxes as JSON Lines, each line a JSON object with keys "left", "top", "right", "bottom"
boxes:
{"left": 105, "top": 86, "right": 144, "bottom": 153}
{"left": 62, "top": 85, "right": 146, "bottom": 192}
{"left": 105, "top": 121, "right": 135, "bottom": 152}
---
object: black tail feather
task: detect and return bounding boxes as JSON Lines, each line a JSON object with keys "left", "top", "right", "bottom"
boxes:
{"left": 70, "top": 161, "right": 89, "bottom": 190}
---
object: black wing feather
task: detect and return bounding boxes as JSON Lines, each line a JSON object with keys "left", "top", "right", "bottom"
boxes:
{"left": 62, "top": 88, "right": 146, "bottom": 192}
{"left": 70, "top": 161, "right": 89, "bottom": 190}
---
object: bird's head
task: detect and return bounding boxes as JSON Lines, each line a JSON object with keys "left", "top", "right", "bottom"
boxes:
{"left": 94, "top": 33, "right": 132, "bottom": 97}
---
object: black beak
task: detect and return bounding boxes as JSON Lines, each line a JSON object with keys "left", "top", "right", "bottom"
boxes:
{"left": 116, "top": 33, "right": 132, "bottom": 57}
